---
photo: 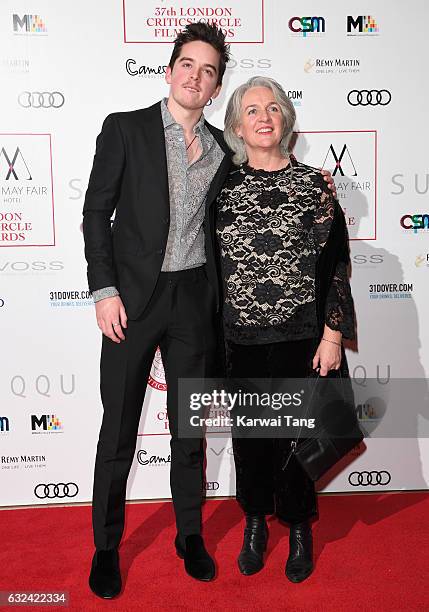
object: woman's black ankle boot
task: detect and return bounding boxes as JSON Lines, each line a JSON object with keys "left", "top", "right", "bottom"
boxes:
{"left": 285, "top": 520, "right": 313, "bottom": 583}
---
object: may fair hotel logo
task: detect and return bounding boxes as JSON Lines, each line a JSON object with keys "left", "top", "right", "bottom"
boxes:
{"left": 0, "top": 134, "right": 55, "bottom": 247}
{"left": 122, "top": 0, "right": 265, "bottom": 43}
{"left": 292, "top": 131, "right": 377, "bottom": 240}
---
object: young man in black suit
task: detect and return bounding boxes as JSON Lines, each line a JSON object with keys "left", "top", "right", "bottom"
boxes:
{"left": 83, "top": 21, "right": 335, "bottom": 598}
{"left": 84, "top": 23, "right": 231, "bottom": 598}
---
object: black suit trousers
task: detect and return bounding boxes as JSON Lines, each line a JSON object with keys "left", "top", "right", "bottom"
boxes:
{"left": 92, "top": 266, "right": 217, "bottom": 550}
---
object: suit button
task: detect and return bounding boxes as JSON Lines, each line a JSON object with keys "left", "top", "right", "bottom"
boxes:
{"left": 156, "top": 249, "right": 164, "bottom": 255}
{"left": 164, "top": 218, "right": 169, "bottom": 224}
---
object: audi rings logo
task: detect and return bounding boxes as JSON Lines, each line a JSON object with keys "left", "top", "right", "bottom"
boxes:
{"left": 347, "top": 89, "right": 391, "bottom": 106}
{"left": 348, "top": 471, "right": 391, "bottom": 486}
{"left": 34, "top": 482, "right": 79, "bottom": 499}
{"left": 18, "top": 91, "right": 65, "bottom": 108}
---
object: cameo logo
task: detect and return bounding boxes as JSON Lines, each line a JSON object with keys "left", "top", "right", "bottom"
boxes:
{"left": 204, "top": 481, "right": 219, "bottom": 491}
{"left": 31, "top": 414, "right": 63, "bottom": 434}
{"left": 289, "top": 16, "right": 325, "bottom": 36}
{"left": 13, "top": 14, "right": 47, "bottom": 34}
{"left": 347, "top": 90, "right": 391, "bottom": 106}
{"left": 322, "top": 144, "right": 357, "bottom": 177}
{"left": 137, "top": 449, "right": 171, "bottom": 467}
{"left": 126, "top": 59, "right": 167, "bottom": 77}
{"left": 148, "top": 347, "right": 167, "bottom": 391}
{"left": 0, "top": 147, "right": 32, "bottom": 181}
{"left": 347, "top": 16, "right": 379, "bottom": 35}
{"left": 400, "top": 214, "right": 429, "bottom": 232}
{"left": 348, "top": 471, "right": 391, "bottom": 486}
{"left": 0, "top": 416, "right": 10, "bottom": 432}
{"left": 34, "top": 482, "right": 78, "bottom": 499}
{"left": 18, "top": 91, "right": 65, "bottom": 109}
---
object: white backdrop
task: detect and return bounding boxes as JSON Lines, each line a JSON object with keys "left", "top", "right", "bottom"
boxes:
{"left": 1, "top": 0, "right": 429, "bottom": 507}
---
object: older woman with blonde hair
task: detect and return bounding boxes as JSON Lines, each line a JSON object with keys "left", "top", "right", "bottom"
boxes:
{"left": 216, "top": 77, "right": 355, "bottom": 582}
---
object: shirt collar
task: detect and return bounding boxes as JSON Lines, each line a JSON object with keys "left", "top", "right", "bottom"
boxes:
{"left": 161, "top": 97, "right": 205, "bottom": 134}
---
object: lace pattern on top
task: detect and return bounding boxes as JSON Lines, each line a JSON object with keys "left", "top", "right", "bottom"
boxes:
{"left": 216, "top": 159, "right": 354, "bottom": 343}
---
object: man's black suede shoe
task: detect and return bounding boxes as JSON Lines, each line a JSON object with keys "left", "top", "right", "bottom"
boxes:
{"left": 175, "top": 534, "right": 215, "bottom": 581}
{"left": 89, "top": 549, "right": 121, "bottom": 599}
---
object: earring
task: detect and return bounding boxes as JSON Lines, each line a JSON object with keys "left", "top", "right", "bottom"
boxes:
{"left": 206, "top": 98, "right": 213, "bottom": 106}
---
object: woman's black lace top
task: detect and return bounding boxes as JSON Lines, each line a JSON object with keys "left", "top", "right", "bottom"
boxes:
{"left": 216, "top": 158, "right": 355, "bottom": 345}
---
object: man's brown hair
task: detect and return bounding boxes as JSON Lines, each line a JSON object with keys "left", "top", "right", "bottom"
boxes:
{"left": 169, "top": 22, "right": 230, "bottom": 86}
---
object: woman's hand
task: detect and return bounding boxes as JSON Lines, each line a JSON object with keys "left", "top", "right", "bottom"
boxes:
{"left": 320, "top": 169, "right": 337, "bottom": 198}
{"left": 312, "top": 327, "right": 342, "bottom": 376}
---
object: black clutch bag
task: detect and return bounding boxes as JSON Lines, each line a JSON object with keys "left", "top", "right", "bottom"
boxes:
{"left": 283, "top": 370, "right": 364, "bottom": 482}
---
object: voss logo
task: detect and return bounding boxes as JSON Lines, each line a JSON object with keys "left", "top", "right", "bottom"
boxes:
{"left": 0, "top": 147, "right": 32, "bottom": 181}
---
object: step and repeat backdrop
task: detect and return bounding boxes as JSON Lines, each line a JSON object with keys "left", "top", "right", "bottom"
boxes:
{"left": 1, "top": 0, "right": 429, "bottom": 507}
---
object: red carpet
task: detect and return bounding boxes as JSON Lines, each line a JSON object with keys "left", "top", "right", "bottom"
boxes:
{"left": 1, "top": 493, "right": 428, "bottom": 611}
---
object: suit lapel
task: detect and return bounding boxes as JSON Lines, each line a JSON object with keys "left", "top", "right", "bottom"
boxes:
{"left": 139, "top": 102, "right": 169, "bottom": 209}
{"left": 205, "top": 121, "right": 232, "bottom": 209}
{"left": 137, "top": 106, "right": 231, "bottom": 214}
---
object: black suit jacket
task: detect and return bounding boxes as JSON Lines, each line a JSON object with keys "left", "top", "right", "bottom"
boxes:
{"left": 83, "top": 101, "right": 232, "bottom": 320}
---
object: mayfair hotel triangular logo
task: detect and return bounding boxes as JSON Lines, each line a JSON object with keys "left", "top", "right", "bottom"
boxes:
{"left": 0, "top": 147, "right": 32, "bottom": 181}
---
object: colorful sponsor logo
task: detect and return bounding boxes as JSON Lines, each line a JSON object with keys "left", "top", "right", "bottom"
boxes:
{"left": 13, "top": 14, "right": 47, "bottom": 34}
{"left": 289, "top": 16, "right": 325, "bottom": 36}
{"left": 400, "top": 214, "right": 429, "bottom": 232}
{"left": 31, "top": 414, "right": 63, "bottom": 433}
{"left": 347, "top": 16, "right": 379, "bottom": 35}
